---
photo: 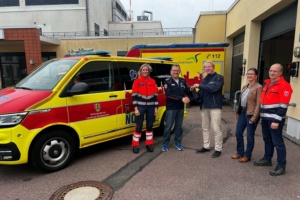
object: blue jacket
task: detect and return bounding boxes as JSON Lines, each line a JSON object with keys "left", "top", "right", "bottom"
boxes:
{"left": 196, "top": 72, "right": 224, "bottom": 109}
{"left": 164, "top": 77, "right": 191, "bottom": 110}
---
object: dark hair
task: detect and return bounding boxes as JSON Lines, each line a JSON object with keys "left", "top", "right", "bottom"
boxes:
{"left": 247, "top": 68, "right": 258, "bottom": 75}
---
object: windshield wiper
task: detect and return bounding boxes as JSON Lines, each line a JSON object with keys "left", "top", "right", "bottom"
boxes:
{"left": 15, "top": 86, "right": 33, "bottom": 90}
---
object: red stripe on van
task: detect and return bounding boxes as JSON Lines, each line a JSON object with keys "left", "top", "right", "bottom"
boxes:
{"left": 68, "top": 100, "right": 121, "bottom": 122}
{"left": 21, "top": 107, "right": 68, "bottom": 129}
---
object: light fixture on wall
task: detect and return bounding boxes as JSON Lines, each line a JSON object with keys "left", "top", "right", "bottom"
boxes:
{"left": 294, "top": 47, "right": 300, "bottom": 58}
{"left": 29, "top": 60, "right": 35, "bottom": 65}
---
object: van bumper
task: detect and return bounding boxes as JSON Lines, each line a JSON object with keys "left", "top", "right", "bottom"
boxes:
{"left": 0, "top": 143, "right": 21, "bottom": 161}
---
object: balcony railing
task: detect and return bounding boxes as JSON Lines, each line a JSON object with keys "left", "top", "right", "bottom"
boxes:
{"left": 41, "top": 27, "right": 194, "bottom": 38}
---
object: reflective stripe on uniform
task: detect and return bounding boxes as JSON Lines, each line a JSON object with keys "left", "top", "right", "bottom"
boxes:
{"left": 136, "top": 102, "right": 158, "bottom": 106}
{"left": 260, "top": 113, "right": 282, "bottom": 121}
{"left": 146, "top": 131, "right": 153, "bottom": 140}
{"left": 138, "top": 94, "right": 157, "bottom": 99}
{"left": 261, "top": 103, "right": 288, "bottom": 109}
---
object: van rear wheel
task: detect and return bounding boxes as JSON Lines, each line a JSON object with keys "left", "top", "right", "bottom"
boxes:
{"left": 30, "top": 130, "right": 75, "bottom": 172}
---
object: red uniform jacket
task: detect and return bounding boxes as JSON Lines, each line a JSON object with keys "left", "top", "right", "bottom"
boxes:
{"left": 260, "top": 77, "right": 293, "bottom": 123}
{"left": 132, "top": 75, "right": 158, "bottom": 108}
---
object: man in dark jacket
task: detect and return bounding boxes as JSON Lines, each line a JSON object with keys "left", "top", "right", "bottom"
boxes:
{"left": 162, "top": 64, "right": 191, "bottom": 152}
{"left": 193, "top": 60, "right": 224, "bottom": 158}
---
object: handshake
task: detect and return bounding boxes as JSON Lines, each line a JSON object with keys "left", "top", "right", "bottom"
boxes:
{"left": 190, "top": 84, "right": 200, "bottom": 91}
{"left": 182, "top": 96, "right": 190, "bottom": 104}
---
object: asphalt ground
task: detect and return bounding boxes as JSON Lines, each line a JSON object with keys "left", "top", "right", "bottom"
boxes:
{"left": 0, "top": 103, "right": 300, "bottom": 200}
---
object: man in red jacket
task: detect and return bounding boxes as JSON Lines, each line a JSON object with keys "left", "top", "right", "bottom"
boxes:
{"left": 254, "top": 63, "right": 293, "bottom": 176}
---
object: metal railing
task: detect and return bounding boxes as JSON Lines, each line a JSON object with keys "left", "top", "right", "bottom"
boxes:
{"left": 41, "top": 27, "right": 194, "bottom": 38}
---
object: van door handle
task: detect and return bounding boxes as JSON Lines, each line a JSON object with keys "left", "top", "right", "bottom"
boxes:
{"left": 109, "top": 94, "right": 118, "bottom": 98}
{"left": 125, "top": 103, "right": 131, "bottom": 114}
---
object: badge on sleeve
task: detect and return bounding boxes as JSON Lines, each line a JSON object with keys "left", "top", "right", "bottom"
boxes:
{"left": 164, "top": 84, "right": 167, "bottom": 89}
{"left": 284, "top": 91, "right": 289, "bottom": 96}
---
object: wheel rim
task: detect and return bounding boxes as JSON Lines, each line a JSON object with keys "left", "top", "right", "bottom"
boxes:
{"left": 41, "top": 138, "right": 70, "bottom": 167}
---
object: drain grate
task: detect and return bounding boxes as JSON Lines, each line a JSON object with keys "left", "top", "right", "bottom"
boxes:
{"left": 50, "top": 181, "right": 113, "bottom": 200}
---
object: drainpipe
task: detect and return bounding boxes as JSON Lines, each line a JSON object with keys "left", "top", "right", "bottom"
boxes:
{"left": 192, "top": 28, "right": 196, "bottom": 43}
{"left": 233, "top": 90, "right": 241, "bottom": 111}
{"left": 85, "top": 0, "right": 90, "bottom": 36}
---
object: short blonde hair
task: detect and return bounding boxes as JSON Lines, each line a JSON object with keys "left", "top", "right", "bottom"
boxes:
{"left": 204, "top": 60, "right": 215, "bottom": 68}
{"left": 138, "top": 63, "right": 152, "bottom": 77}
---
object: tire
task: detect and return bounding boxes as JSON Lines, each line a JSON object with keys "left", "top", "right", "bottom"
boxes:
{"left": 30, "top": 130, "right": 75, "bottom": 173}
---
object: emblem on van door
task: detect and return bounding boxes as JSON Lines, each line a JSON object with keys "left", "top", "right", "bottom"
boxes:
{"left": 94, "top": 103, "right": 101, "bottom": 112}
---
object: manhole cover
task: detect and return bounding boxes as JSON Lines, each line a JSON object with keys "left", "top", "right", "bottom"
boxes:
{"left": 50, "top": 181, "right": 113, "bottom": 200}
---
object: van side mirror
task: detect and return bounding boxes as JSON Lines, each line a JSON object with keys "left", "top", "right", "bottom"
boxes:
{"left": 67, "top": 82, "right": 89, "bottom": 96}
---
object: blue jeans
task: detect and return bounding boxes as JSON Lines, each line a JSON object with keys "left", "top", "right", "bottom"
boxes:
{"left": 235, "top": 108, "right": 259, "bottom": 158}
{"left": 163, "top": 109, "right": 184, "bottom": 146}
{"left": 135, "top": 106, "right": 155, "bottom": 133}
{"left": 261, "top": 119, "right": 286, "bottom": 168}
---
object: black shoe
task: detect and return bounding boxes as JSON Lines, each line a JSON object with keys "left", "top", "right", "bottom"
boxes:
{"left": 146, "top": 145, "right": 153, "bottom": 152}
{"left": 254, "top": 158, "right": 272, "bottom": 166}
{"left": 196, "top": 147, "right": 210, "bottom": 153}
{"left": 269, "top": 165, "right": 286, "bottom": 176}
{"left": 212, "top": 151, "right": 221, "bottom": 158}
{"left": 133, "top": 146, "right": 139, "bottom": 154}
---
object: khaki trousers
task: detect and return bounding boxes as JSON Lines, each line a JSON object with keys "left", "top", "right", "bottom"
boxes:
{"left": 201, "top": 108, "right": 223, "bottom": 151}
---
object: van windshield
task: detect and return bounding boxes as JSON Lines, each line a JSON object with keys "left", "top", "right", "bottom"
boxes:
{"left": 15, "top": 59, "right": 79, "bottom": 90}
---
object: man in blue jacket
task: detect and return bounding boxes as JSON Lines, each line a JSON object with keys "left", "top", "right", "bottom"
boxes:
{"left": 162, "top": 64, "right": 191, "bottom": 152}
{"left": 193, "top": 60, "right": 224, "bottom": 158}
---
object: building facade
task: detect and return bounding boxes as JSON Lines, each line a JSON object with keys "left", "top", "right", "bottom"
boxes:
{"left": 195, "top": 0, "right": 300, "bottom": 143}
{"left": 0, "top": 0, "right": 128, "bottom": 36}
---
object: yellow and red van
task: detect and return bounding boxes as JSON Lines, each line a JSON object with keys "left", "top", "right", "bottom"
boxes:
{"left": 0, "top": 50, "right": 179, "bottom": 172}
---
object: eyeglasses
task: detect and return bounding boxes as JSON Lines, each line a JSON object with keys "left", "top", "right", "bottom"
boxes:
{"left": 172, "top": 70, "right": 180, "bottom": 72}
{"left": 246, "top": 73, "right": 255, "bottom": 76}
{"left": 269, "top": 70, "right": 279, "bottom": 73}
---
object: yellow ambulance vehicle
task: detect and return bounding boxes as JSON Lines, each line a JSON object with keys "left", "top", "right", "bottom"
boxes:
{"left": 0, "top": 50, "right": 177, "bottom": 172}
{"left": 126, "top": 43, "right": 229, "bottom": 87}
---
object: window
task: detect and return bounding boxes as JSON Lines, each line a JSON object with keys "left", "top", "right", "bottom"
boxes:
{"left": 0, "top": 0, "right": 19, "bottom": 7}
{"left": 116, "top": 62, "right": 141, "bottom": 90}
{"left": 104, "top": 29, "right": 108, "bottom": 36}
{"left": 94, "top": 23, "right": 100, "bottom": 36}
{"left": 25, "top": 0, "right": 78, "bottom": 6}
{"left": 76, "top": 61, "right": 113, "bottom": 93}
{"left": 151, "top": 63, "right": 172, "bottom": 86}
{"left": 115, "top": 62, "right": 172, "bottom": 90}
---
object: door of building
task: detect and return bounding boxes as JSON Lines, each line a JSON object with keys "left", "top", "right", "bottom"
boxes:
{"left": 0, "top": 53, "right": 27, "bottom": 88}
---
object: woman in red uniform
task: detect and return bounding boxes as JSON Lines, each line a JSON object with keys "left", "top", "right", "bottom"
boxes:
{"left": 132, "top": 64, "right": 158, "bottom": 154}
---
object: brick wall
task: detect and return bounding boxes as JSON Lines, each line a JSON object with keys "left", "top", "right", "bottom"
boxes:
{"left": 4, "top": 28, "right": 42, "bottom": 74}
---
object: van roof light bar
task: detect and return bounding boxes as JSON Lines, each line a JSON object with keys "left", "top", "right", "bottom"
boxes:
{"left": 65, "top": 49, "right": 111, "bottom": 57}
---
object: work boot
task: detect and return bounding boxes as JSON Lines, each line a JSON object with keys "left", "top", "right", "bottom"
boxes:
{"left": 254, "top": 158, "right": 272, "bottom": 166}
{"left": 269, "top": 165, "right": 286, "bottom": 176}
{"left": 132, "top": 146, "right": 139, "bottom": 154}
{"left": 146, "top": 145, "right": 153, "bottom": 152}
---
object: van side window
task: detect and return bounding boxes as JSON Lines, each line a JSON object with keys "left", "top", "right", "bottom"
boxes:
{"left": 116, "top": 62, "right": 141, "bottom": 90}
{"left": 151, "top": 63, "right": 172, "bottom": 87}
{"left": 78, "top": 61, "right": 113, "bottom": 93}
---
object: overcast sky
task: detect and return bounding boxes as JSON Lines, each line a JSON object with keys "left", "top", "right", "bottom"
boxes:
{"left": 119, "top": 0, "right": 236, "bottom": 28}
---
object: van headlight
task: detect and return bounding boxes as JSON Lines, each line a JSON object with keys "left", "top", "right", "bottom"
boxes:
{"left": 0, "top": 112, "right": 28, "bottom": 126}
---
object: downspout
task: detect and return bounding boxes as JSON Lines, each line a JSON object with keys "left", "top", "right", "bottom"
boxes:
{"left": 85, "top": 0, "right": 90, "bottom": 36}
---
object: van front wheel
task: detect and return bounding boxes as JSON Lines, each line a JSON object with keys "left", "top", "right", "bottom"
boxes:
{"left": 30, "top": 130, "right": 75, "bottom": 173}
